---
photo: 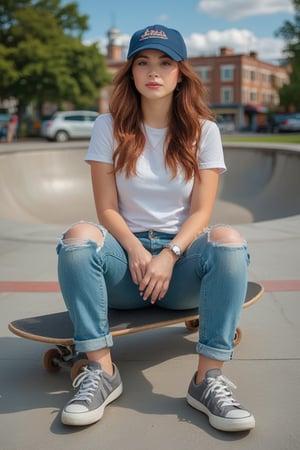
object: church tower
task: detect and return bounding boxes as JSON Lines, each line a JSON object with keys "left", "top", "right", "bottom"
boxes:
{"left": 107, "top": 27, "right": 122, "bottom": 60}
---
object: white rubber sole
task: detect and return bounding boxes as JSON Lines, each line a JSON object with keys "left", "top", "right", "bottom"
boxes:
{"left": 62, "top": 382, "right": 123, "bottom": 426}
{"left": 186, "top": 393, "right": 255, "bottom": 432}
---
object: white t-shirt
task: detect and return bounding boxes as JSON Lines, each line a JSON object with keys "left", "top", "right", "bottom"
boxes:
{"left": 85, "top": 113, "right": 226, "bottom": 233}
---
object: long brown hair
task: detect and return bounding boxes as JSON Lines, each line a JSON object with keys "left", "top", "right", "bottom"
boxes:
{"left": 109, "top": 58, "right": 215, "bottom": 180}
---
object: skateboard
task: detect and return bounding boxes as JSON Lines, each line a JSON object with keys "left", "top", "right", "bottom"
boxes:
{"left": 8, "top": 281, "right": 263, "bottom": 380}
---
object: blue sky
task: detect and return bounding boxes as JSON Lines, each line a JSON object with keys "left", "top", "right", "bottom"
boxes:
{"left": 73, "top": 0, "right": 295, "bottom": 62}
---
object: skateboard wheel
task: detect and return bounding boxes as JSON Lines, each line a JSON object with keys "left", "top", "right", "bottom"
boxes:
{"left": 70, "top": 358, "right": 89, "bottom": 382}
{"left": 43, "top": 348, "right": 62, "bottom": 372}
{"left": 233, "top": 327, "right": 242, "bottom": 346}
{"left": 185, "top": 318, "right": 199, "bottom": 332}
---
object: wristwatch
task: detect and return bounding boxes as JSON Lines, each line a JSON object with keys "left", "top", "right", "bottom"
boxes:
{"left": 164, "top": 243, "right": 182, "bottom": 257}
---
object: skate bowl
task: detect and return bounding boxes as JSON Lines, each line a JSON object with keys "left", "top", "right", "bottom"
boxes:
{"left": 0, "top": 142, "right": 299, "bottom": 225}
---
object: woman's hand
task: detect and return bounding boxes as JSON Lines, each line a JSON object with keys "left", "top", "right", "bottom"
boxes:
{"left": 138, "top": 249, "right": 177, "bottom": 304}
{"left": 128, "top": 244, "right": 153, "bottom": 286}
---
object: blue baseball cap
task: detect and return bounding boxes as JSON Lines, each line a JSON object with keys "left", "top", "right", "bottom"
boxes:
{"left": 127, "top": 24, "right": 187, "bottom": 61}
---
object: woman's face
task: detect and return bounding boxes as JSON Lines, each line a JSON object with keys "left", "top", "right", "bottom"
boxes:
{"left": 131, "top": 49, "right": 181, "bottom": 102}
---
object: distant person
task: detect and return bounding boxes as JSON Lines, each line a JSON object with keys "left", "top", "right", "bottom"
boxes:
{"left": 56, "top": 24, "right": 255, "bottom": 432}
{"left": 6, "top": 114, "right": 18, "bottom": 142}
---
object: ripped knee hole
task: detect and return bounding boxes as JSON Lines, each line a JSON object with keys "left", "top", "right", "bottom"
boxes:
{"left": 63, "top": 223, "right": 104, "bottom": 246}
{"left": 208, "top": 226, "right": 245, "bottom": 246}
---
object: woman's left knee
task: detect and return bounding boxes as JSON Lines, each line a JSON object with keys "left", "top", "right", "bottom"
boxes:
{"left": 208, "top": 225, "right": 245, "bottom": 246}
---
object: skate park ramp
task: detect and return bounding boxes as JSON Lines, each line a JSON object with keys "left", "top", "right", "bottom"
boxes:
{"left": 0, "top": 143, "right": 300, "bottom": 225}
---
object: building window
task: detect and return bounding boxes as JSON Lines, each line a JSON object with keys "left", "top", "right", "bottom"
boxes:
{"left": 243, "top": 67, "right": 255, "bottom": 81}
{"left": 262, "top": 71, "right": 271, "bottom": 84}
{"left": 250, "top": 70, "right": 256, "bottom": 81}
{"left": 250, "top": 90, "right": 257, "bottom": 101}
{"left": 195, "top": 66, "right": 211, "bottom": 82}
{"left": 221, "top": 87, "right": 233, "bottom": 103}
{"left": 221, "top": 65, "right": 234, "bottom": 81}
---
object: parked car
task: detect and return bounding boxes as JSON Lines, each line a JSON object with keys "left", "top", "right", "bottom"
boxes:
{"left": 278, "top": 113, "right": 300, "bottom": 132}
{"left": 216, "top": 116, "right": 235, "bottom": 133}
{"left": 41, "top": 110, "right": 99, "bottom": 142}
{"left": 266, "top": 114, "right": 290, "bottom": 133}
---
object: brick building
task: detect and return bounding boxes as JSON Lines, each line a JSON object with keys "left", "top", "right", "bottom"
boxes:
{"left": 191, "top": 47, "right": 289, "bottom": 130}
{"left": 101, "top": 27, "right": 290, "bottom": 131}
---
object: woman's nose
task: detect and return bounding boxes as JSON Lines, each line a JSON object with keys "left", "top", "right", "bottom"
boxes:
{"left": 148, "top": 68, "right": 158, "bottom": 77}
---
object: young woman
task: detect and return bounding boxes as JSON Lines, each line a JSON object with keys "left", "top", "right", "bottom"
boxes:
{"left": 57, "top": 25, "right": 255, "bottom": 432}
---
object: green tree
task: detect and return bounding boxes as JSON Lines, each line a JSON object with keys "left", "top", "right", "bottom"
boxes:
{"left": 276, "top": 0, "right": 300, "bottom": 109}
{"left": 0, "top": 0, "right": 111, "bottom": 120}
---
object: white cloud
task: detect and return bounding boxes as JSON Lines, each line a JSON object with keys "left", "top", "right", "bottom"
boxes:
{"left": 198, "top": 0, "right": 294, "bottom": 21}
{"left": 185, "top": 28, "right": 286, "bottom": 61}
{"left": 86, "top": 28, "right": 286, "bottom": 63}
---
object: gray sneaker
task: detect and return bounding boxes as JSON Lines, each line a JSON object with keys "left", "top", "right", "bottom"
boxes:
{"left": 187, "top": 369, "right": 255, "bottom": 432}
{"left": 62, "top": 361, "right": 123, "bottom": 426}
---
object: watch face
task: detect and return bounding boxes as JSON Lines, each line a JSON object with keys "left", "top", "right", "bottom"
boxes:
{"left": 172, "top": 245, "right": 181, "bottom": 256}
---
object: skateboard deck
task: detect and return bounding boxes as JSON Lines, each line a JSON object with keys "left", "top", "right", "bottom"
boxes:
{"left": 8, "top": 281, "right": 263, "bottom": 378}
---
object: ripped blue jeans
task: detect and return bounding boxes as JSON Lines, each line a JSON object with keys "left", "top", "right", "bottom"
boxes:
{"left": 56, "top": 224, "right": 249, "bottom": 361}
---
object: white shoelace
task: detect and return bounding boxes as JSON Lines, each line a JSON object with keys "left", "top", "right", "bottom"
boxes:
{"left": 205, "top": 375, "right": 240, "bottom": 409}
{"left": 71, "top": 367, "right": 102, "bottom": 404}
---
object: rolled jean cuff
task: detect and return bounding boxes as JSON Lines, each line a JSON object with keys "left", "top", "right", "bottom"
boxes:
{"left": 196, "top": 342, "right": 234, "bottom": 361}
{"left": 74, "top": 333, "right": 113, "bottom": 353}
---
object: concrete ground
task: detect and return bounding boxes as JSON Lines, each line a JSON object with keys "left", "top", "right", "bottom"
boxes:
{"left": 0, "top": 139, "right": 299, "bottom": 450}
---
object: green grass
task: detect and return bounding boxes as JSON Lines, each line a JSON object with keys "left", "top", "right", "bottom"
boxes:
{"left": 222, "top": 134, "right": 300, "bottom": 144}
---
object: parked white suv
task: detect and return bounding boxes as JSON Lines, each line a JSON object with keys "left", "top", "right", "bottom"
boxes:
{"left": 41, "top": 110, "right": 98, "bottom": 142}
